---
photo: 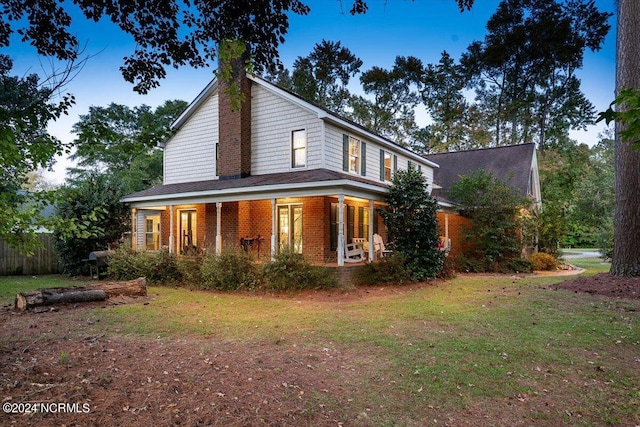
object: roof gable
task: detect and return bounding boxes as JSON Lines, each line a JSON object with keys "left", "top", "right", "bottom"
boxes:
{"left": 425, "top": 143, "right": 536, "bottom": 199}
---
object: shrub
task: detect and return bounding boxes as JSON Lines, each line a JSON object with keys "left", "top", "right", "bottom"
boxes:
{"left": 502, "top": 257, "right": 534, "bottom": 274}
{"left": 453, "top": 254, "right": 533, "bottom": 274}
{"left": 200, "top": 247, "right": 261, "bottom": 291}
{"left": 437, "top": 255, "right": 457, "bottom": 279}
{"left": 177, "top": 255, "right": 204, "bottom": 286}
{"left": 360, "top": 252, "right": 412, "bottom": 285}
{"left": 449, "top": 169, "right": 530, "bottom": 265}
{"left": 107, "top": 248, "right": 182, "bottom": 285}
{"left": 453, "top": 254, "right": 487, "bottom": 273}
{"left": 530, "top": 252, "right": 558, "bottom": 271}
{"left": 379, "top": 166, "right": 445, "bottom": 280}
{"left": 262, "top": 248, "right": 337, "bottom": 291}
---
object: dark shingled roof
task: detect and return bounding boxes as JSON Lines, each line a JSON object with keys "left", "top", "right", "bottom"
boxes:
{"left": 424, "top": 143, "right": 536, "bottom": 202}
{"left": 122, "top": 168, "right": 389, "bottom": 201}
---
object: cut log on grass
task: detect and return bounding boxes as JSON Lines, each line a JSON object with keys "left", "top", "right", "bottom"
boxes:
{"left": 15, "top": 277, "right": 147, "bottom": 311}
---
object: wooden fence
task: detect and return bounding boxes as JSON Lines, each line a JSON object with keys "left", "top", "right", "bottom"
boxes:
{"left": 0, "top": 234, "right": 60, "bottom": 276}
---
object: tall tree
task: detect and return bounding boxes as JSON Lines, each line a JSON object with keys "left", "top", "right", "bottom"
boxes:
{"left": 566, "top": 132, "right": 614, "bottom": 250}
{"left": 349, "top": 56, "right": 423, "bottom": 146}
{"left": 461, "top": 0, "right": 610, "bottom": 149}
{"left": 421, "top": 51, "right": 478, "bottom": 153}
{"left": 70, "top": 100, "right": 187, "bottom": 194}
{"left": 289, "top": 40, "right": 362, "bottom": 113}
{"left": 0, "top": 54, "right": 75, "bottom": 252}
{"left": 611, "top": 0, "right": 640, "bottom": 276}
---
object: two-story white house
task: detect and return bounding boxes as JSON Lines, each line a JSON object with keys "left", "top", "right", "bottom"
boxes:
{"left": 121, "top": 67, "right": 439, "bottom": 266}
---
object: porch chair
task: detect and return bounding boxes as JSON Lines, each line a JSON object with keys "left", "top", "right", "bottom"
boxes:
{"left": 353, "top": 237, "right": 373, "bottom": 261}
{"left": 344, "top": 237, "right": 365, "bottom": 263}
{"left": 373, "top": 233, "right": 388, "bottom": 258}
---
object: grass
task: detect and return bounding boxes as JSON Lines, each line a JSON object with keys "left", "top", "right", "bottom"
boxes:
{"left": 1, "top": 258, "right": 638, "bottom": 425}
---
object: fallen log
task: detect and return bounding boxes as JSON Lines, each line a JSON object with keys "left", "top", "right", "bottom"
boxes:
{"left": 15, "top": 277, "right": 147, "bottom": 311}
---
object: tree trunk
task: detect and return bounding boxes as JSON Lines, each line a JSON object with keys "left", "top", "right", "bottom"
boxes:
{"left": 15, "top": 277, "right": 147, "bottom": 311}
{"left": 611, "top": 0, "right": 640, "bottom": 276}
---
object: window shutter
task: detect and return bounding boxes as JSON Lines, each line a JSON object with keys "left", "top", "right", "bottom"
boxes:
{"left": 347, "top": 205, "right": 355, "bottom": 243}
{"left": 358, "top": 206, "right": 364, "bottom": 238}
{"left": 393, "top": 155, "right": 398, "bottom": 173}
{"left": 373, "top": 209, "right": 379, "bottom": 234}
{"left": 343, "top": 134, "right": 349, "bottom": 172}
{"left": 330, "top": 203, "right": 338, "bottom": 251}
{"left": 408, "top": 160, "right": 413, "bottom": 169}
{"left": 360, "top": 142, "right": 366, "bottom": 176}
{"left": 379, "top": 149, "right": 385, "bottom": 181}
{"left": 418, "top": 164, "right": 422, "bottom": 173}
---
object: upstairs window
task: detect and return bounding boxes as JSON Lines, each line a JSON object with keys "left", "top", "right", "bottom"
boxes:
{"left": 343, "top": 134, "right": 366, "bottom": 176}
{"left": 349, "top": 137, "right": 360, "bottom": 173}
{"left": 384, "top": 151, "right": 392, "bottom": 181}
{"left": 379, "top": 150, "right": 394, "bottom": 181}
{"left": 292, "top": 129, "right": 306, "bottom": 168}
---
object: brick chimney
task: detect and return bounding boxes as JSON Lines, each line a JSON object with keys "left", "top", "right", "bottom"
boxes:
{"left": 217, "top": 42, "right": 251, "bottom": 180}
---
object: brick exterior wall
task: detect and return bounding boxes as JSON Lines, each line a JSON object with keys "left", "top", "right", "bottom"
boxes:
{"left": 437, "top": 212, "right": 474, "bottom": 258}
{"left": 217, "top": 55, "right": 252, "bottom": 179}
{"left": 154, "top": 197, "right": 390, "bottom": 264}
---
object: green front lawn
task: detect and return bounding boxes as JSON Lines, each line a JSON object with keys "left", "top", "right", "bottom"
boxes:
{"left": 1, "top": 258, "right": 638, "bottom": 425}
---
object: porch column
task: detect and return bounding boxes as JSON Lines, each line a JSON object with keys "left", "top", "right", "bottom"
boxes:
{"left": 131, "top": 208, "right": 137, "bottom": 249}
{"left": 271, "top": 198, "right": 277, "bottom": 260}
{"left": 368, "top": 200, "right": 375, "bottom": 261}
{"left": 337, "top": 194, "right": 345, "bottom": 267}
{"left": 445, "top": 212, "right": 450, "bottom": 251}
{"left": 216, "top": 202, "right": 222, "bottom": 255}
{"left": 168, "top": 205, "right": 174, "bottom": 254}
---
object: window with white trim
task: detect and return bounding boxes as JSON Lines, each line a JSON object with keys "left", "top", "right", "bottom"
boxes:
{"left": 349, "top": 136, "right": 360, "bottom": 174}
{"left": 384, "top": 151, "right": 392, "bottom": 181}
{"left": 291, "top": 129, "right": 306, "bottom": 168}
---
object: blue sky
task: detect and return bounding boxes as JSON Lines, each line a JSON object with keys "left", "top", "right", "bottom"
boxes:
{"left": 5, "top": 0, "right": 616, "bottom": 184}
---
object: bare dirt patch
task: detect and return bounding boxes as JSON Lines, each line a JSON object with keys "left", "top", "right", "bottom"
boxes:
{"left": 0, "top": 304, "right": 375, "bottom": 426}
{"left": 554, "top": 273, "right": 640, "bottom": 300}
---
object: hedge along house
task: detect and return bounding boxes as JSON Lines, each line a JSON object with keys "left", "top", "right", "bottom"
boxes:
{"left": 121, "top": 64, "right": 440, "bottom": 267}
{"left": 425, "top": 143, "right": 543, "bottom": 257}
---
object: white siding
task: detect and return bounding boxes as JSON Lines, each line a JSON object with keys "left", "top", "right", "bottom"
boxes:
{"left": 251, "top": 85, "right": 322, "bottom": 174}
{"left": 323, "top": 122, "right": 434, "bottom": 190}
{"left": 164, "top": 93, "right": 218, "bottom": 185}
{"left": 324, "top": 124, "right": 345, "bottom": 173}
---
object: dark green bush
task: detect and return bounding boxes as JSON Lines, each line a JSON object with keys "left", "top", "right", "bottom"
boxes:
{"left": 501, "top": 258, "right": 534, "bottom": 274}
{"left": 437, "top": 255, "right": 457, "bottom": 279}
{"left": 177, "top": 255, "right": 204, "bottom": 285}
{"left": 453, "top": 254, "right": 533, "bottom": 274}
{"left": 530, "top": 252, "right": 558, "bottom": 271}
{"left": 200, "top": 247, "right": 261, "bottom": 291}
{"left": 379, "top": 166, "right": 445, "bottom": 280}
{"left": 262, "top": 248, "right": 337, "bottom": 291}
{"left": 107, "top": 248, "right": 182, "bottom": 285}
{"left": 360, "top": 252, "right": 412, "bottom": 285}
{"left": 453, "top": 254, "right": 487, "bottom": 273}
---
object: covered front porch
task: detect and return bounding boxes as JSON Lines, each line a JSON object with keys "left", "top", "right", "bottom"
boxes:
{"left": 128, "top": 194, "right": 388, "bottom": 267}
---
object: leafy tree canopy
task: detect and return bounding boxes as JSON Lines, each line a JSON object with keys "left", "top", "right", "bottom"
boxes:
{"left": 0, "top": 1, "right": 474, "bottom": 94}
{"left": 289, "top": 40, "right": 362, "bottom": 113}
{"left": 0, "top": 54, "right": 75, "bottom": 252}
{"left": 69, "top": 100, "right": 187, "bottom": 194}
{"left": 54, "top": 173, "right": 130, "bottom": 275}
